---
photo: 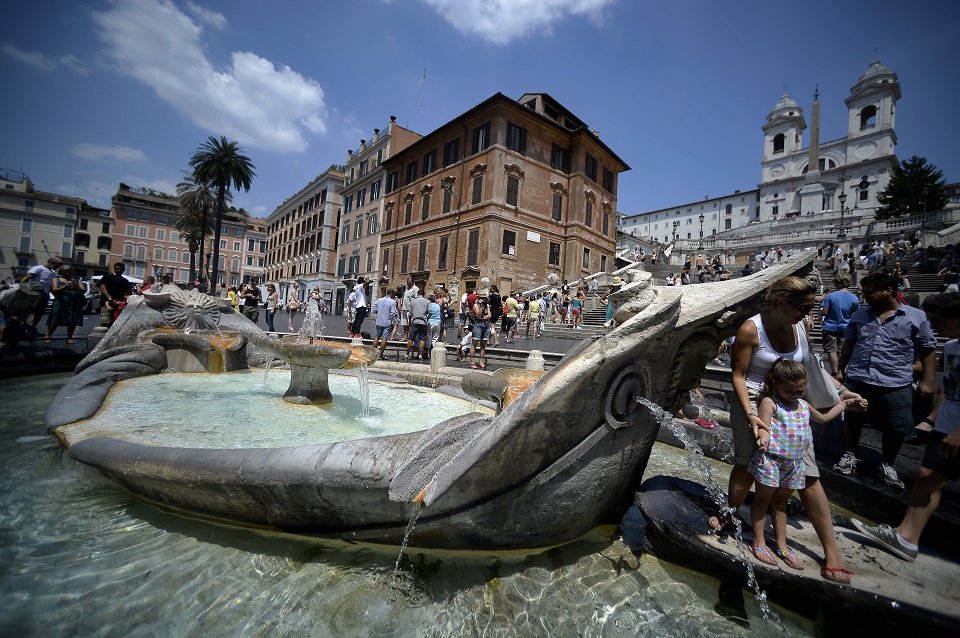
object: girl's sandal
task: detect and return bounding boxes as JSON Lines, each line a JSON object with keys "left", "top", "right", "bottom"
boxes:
{"left": 749, "top": 544, "right": 778, "bottom": 566}
{"left": 774, "top": 548, "right": 805, "bottom": 570}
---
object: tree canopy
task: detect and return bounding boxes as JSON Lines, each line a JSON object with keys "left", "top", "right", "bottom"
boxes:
{"left": 875, "top": 155, "right": 947, "bottom": 219}
{"left": 188, "top": 137, "right": 255, "bottom": 290}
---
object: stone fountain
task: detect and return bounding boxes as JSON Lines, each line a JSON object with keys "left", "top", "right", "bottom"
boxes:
{"left": 47, "top": 256, "right": 813, "bottom": 550}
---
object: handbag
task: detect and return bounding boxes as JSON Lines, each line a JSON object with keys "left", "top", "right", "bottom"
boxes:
{"left": 797, "top": 323, "right": 840, "bottom": 409}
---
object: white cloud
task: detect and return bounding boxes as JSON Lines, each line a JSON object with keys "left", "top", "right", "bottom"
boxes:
{"left": 93, "top": 0, "right": 327, "bottom": 153}
{"left": 3, "top": 43, "right": 56, "bottom": 70}
{"left": 2, "top": 44, "right": 88, "bottom": 75}
{"left": 59, "top": 54, "right": 90, "bottom": 76}
{"left": 71, "top": 143, "right": 148, "bottom": 162}
{"left": 419, "top": 0, "right": 614, "bottom": 45}
{"left": 185, "top": 1, "right": 227, "bottom": 30}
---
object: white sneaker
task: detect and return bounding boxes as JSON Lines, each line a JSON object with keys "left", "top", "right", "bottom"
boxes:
{"left": 832, "top": 452, "right": 858, "bottom": 475}
{"left": 878, "top": 462, "right": 905, "bottom": 489}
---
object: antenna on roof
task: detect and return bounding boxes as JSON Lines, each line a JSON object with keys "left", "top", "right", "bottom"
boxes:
{"left": 418, "top": 68, "right": 427, "bottom": 133}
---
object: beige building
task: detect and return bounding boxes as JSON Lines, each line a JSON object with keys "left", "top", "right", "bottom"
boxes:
{"left": 241, "top": 218, "right": 267, "bottom": 286}
{"left": 0, "top": 168, "right": 85, "bottom": 283}
{"left": 74, "top": 204, "right": 114, "bottom": 278}
{"left": 264, "top": 168, "right": 343, "bottom": 308}
{"left": 379, "top": 92, "right": 629, "bottom": 298}
{"left": 335, "top": 118, "right": 421, "bottom": 312}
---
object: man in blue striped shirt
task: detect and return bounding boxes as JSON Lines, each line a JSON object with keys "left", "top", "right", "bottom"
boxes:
{"left": 836, "top": 273, "right": 937, "bottom": 488}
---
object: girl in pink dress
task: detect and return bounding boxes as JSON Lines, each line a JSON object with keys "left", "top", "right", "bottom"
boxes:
{"left": 748, "top": 359, "right": 854, "bottom": 570}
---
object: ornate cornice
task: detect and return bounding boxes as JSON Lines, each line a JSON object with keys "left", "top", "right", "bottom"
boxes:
{"left": 550, "top": 182, "right": 568, "bottom": 196}
{"left": 469, "top": 163, "right": 487, "bottom": 177}
{"left": 584, "top": 190, "right": 596, "bottom": 202}
{"left": 504, "top": 164, "right": 525, "bottom": 179}
{"left": 403, "top": 192, "right": 415, "bottom": 203}
{"left": 420, "top": 184, "right": 434, "bottom": 195}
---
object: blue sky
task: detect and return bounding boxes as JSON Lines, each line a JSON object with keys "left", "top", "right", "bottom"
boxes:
{"left": 2, "top": 0, "right": 957, "bottom": 219}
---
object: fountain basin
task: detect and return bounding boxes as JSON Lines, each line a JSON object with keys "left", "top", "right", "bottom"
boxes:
{"left": 48, "top": 255, "right": 820, "bottom": 550}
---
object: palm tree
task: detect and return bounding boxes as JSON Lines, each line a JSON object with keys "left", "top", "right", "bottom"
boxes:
{"left": 189, "top": 137, "right": 255, "bottom": 292}
{"left": 176, "top": 171, "right": 220, "bottom": 284}
{"left": 175, "top": 213, "right": 203, "bottom": 284}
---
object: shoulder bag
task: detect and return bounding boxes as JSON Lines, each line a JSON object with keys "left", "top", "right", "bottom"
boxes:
{"left": 797, "top": 323, "right": 840, "bottom": 409}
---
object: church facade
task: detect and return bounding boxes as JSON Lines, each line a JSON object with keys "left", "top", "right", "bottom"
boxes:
{"left": 759, "top": 58, "right": 901, "bottom": 228}
{"left": 619, "top": 58, "right": 902, "bottom": 243}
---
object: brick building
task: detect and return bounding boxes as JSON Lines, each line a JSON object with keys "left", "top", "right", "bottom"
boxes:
{"left": 379, "top": 92, "right": 629, "bottom": 299}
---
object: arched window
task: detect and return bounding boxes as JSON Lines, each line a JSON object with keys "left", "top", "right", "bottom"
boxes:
{"left": 772, "top": 133, "right": 785, "bottom": 154}
{"left": 859, "top": 105, "right": 877, "bottom": 130}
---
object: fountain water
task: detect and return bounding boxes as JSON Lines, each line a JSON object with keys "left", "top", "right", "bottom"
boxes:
{"left": 27, "top": 253, "right": 960, "bottom": 634}
{"left": 7, "top": 376, "right": 815, "bottom": 635}
{"left": 635, "top": 397, "right": 778, "bottom": 625}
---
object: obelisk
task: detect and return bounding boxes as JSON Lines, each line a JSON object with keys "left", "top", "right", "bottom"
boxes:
{"left": 800, "top": 86, "right": 825, "bottom": 215}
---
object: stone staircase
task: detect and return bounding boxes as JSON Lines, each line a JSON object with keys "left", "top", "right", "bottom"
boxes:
{"left": 539, "top": 294, "right": 607, "bottom": 339}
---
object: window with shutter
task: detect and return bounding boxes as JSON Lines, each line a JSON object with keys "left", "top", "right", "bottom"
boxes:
{"left": 467, "top": 229, "right": 479, "bottom": 265}
{"left": 438, "top": 236, "right": 448, "bottom": 270}
{"left": 421, "top": 194, "right": 430, "bottom": 221}
{"left": 506, "top": 176, "right": 519, "bottom": 206}
{"left": 472, "top": 175, "right": 483, "bottom": 204}
{"left": 552, "top": 194, "right": 562, "bottom": 221}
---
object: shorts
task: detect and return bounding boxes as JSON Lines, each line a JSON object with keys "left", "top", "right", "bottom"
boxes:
{"left": 730, "top": 387, "right": 820, "bottom": 478}
{"left": 843, "top": 379, "right": 915, "bottom": 438}
{"left": 572, "top": 308, "right": 581, "bottom": 316}
{"left": 375, "top": 324, "right": 391, "bottom": 339}
{"left": 400, "top": 310, "right": 411, "bottom": 327}
{"left": 748, "top": 451, "right": 806, "bottom": 489}
{"left": 504, "top": 317, "right": 517, "bottom": 334}
{"left": 472, "top": 322, "right": 490, "bottom": 342}
{"left": 821, "top": 330, "right": 845, "bottom": 354}
{"left": 921, "top": 431, "right": 960, "bottom": 481}
{"left": 408, "top": 322, "right": 428, "bottom": 341}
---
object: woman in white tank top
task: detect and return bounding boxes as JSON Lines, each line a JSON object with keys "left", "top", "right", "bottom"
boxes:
{"left": 711, "top": 276, "right": 861, "bottom": 583}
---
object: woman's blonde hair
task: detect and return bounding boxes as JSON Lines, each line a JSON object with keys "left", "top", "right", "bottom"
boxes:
{"left": 765, "top": 275, "right": 814, "bottom": 307}
{"left": 763, "top": 358, "right": 808, "bottom": 396}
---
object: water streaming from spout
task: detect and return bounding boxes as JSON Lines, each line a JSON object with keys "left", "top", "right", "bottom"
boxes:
{"left": 356, "top": 363, "right": 370, "bottom": 417}
{"left": 634, "top": 397, "right": 780, "bottom": 626}
{"left": 299, "top": 301, "right": 327, "bottom": 343}
{"left": 262, "top": 354, "right": 274, "bottom": 385}
{"left": 390, "top": 503, "right": 423, "bottom": 600}
{"left": 687, "top": 392, "right": 735, "bottom": 463}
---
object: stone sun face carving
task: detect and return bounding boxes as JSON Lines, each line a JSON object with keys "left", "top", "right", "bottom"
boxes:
{"left": 160, "top": 289, "right": 221, "bottom": 330}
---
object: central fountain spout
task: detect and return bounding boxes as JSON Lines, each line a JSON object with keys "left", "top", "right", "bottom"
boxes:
{"left": 256, "top": 333, "right": 378, "bottom": 406}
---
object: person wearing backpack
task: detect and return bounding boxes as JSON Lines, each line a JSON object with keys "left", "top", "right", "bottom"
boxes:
{"left": 469, "top": 290, "right": 492, "bottom": 369}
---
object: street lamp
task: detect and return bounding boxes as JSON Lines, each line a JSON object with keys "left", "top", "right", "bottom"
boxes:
{"left": 837, "top": 192, "right": 847, "bottom": 239}
{"left": 922, "top": 186, "right": 929, "bottom": 216}
{"left": 441, "top": 180, "right": 462, "bottom": 273}
{"left": 698, "top": 213, "right": 705, "bottom": 248}
{"left": 672, "top": 220, "right": 679, "bottom": 241}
